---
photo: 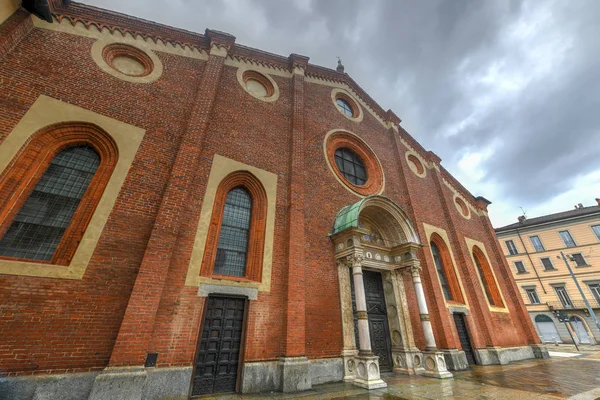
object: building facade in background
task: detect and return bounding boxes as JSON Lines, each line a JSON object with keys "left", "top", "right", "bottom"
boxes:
{"left": 496, "top": 202, "right": 600, "bottom": 346}
{"left": 0, "top": 1, "right": 546, "bottom": 399}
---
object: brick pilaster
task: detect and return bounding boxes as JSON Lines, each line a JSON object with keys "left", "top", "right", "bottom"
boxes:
{"left": 283, "top": 54, "right": 309, "bottom": 357}
{"left": 108, "top": 30, "right": 235, "bottom": 367}
{"left": 0, "top": 10, "right": 33, "bottom": 59}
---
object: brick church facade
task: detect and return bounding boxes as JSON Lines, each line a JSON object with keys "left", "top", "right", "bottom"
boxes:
{"left": 0, "top": 2, "right": 547, "bottom": 399}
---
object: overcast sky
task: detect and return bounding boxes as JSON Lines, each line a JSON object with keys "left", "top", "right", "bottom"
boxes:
{"left": 82, "top": 0, "right": 600, "bottom": 228}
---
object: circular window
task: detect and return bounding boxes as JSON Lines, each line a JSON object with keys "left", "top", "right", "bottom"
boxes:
{"left": 334, "top": 148, "right": 367, "bottom": 186}
{"left": 454, "top": 195, "right": 471, "bottom": 219}
{"left": 102, "top": 43, "right": 153, "bottom": 77}
{"left": 336, "top": 98, "right": 354, "bottom": 117}
{"left": 331, "top": 89, "right": 363, "bottom": 122}
{"left": 324, "top": 130, "right": 384, "bottom": 196}
{"left": 237, "top": 68, "right": 279, "bottom": 102}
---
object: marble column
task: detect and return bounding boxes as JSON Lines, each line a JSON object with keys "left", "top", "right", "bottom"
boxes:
{"left": 346, "top": 254, "right": 386, "bottom": 389}
{"left": 408, "top": 263, "right": 453, "bottom": 379}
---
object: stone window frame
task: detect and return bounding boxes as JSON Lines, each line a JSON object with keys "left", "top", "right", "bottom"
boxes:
{"left": 0, "top": 122, "right": 118, "bottom": 266}
{"left": 0, "top": 95, "right": 145, "bottom": 279}
{"left": 428, "top": 233, "right": 466, "bottom": 305}
{"left": 91, "top": 39, "right": 164, "bottom": 84}
{"left": 323, "top": 129, "right": 384, "bottom": 197}
{"left": 200, "top": 171, "right": 267, "bottom": 283}
{"left": 331, "top": 89, "right": 364, "bottom": 123}
{"left": 185, "top": 154, "right": 277, "bottom": 292}
{"left": 236, "top": 66, "right": 280, "bottom": 103}
{"left": 464, "top": 237, "right": 509, "bottom": 313}
{"left": 472, "top": 245, "right": 505, "bottom": 308}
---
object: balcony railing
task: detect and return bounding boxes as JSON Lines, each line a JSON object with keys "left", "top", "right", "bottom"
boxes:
{"left": 546, "top": 300, "right": 600, "bottom": 310}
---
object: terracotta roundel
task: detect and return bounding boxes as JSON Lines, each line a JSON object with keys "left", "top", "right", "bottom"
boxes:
{"left": 237, "top": 68, "right": 279, "bottom": 102}
{"left": 324, "top": 130, "right": 384, "bottom": 196}
{"left": 454, "top": 195, "right": 471, "bottom": 219}
{"left": 102, "top": 43, "right": 154, "bottom": 77}
{"left": 405, "top": 152, "right": 426, "bottom": 178}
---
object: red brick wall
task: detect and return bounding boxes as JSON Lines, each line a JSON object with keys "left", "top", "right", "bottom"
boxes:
{"left": 0, "top": 23, "right": 202, "bottom": 375}
{"left": 0, "top": 16, "right": 538, "bottom": 377}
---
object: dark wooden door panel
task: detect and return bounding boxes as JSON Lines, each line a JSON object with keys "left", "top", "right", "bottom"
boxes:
{"left": 192, "top": 296, "right": 245, "bottom": 396}
{"left": 351, "top": 269, "right": 393, "bottom": 372}
{"left": 453, "top": 313, "right": 476, "bottom": 365}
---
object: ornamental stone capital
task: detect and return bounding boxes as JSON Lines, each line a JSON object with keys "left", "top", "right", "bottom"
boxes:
{"left": 345, "top": 253, "right": 364, "bottom": 268}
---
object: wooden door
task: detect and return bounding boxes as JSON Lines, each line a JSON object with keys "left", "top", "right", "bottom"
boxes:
{"left": 192, "top": 296, "right": 245, "bottom": 396}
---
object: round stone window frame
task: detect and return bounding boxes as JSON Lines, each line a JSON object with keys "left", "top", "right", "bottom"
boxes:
{"left": 323, "top": 129, "right": 384, "bottom": 197}
{"left": 331, "top": 88, "right": 363, "bottom": 122}
{"left": 91, "top": 39, "right": 163, "bottom": 84}
{"left": 236, "top": 67, "right": 280, "bottom": 103}
{"left": 405, "top": 151, "right": 427, "bottom": 178}
{"left": 453, "top": 194, "right": 472, "bottom": 219}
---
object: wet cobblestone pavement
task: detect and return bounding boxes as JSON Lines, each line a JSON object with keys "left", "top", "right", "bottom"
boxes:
{"left": 201, "top": 353, "right": 600, "bottom": 400}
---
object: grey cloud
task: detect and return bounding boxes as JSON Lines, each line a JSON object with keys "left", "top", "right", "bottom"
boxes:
{"left": 81, "top": 0, "right": 600, "bottom": 223}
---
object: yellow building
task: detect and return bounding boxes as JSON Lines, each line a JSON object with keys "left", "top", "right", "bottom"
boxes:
{"left": 495, "top": 201, "right": 600, "bottom": 345}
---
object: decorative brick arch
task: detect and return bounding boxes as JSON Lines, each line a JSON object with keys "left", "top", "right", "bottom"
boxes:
{"left": 472, "top": 245, "right": 504, "bottom": 307}
{"left": 0, "top": 122, "right": 118, "bottom": 266}
{"left": 200, "top": 170, "right": 267, "bottom": 282}
{"left": 429, "top": 233, "right": 465, "bottom": 304}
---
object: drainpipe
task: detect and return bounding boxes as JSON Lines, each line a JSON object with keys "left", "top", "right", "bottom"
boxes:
{"left": 515, "top": 227, "right": 547, "bottom": 294}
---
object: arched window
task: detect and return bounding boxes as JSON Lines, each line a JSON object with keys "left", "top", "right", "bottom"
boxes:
{"left": 0, "top": 122, "right": 118, "bottom": 265}
{"left": 213, "top": 187, "right": 252, "bottom": 277}
{"left": 431, "top": 242, "right": 452, "bottom": 301}
{"left": 429, "top": 234, "right": 465, "bottom": 304}
{"left": 472, "top": 246, "right": 504, "bottom": 307}
{"left": 201, "top": 171, "right": 267, "bottom": 282}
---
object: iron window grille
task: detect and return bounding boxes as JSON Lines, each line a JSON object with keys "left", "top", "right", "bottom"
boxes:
{"left": 334, "top": 147, "right": 367, "bottom": 186}
{"left": 0, "top": 146, "right": 100, "bottom": 261}
{"left": 213, "top": 187, "right": 252, "bottom": 277}
{"left": 336, "top": 98, "right": 354, "bottom": 117}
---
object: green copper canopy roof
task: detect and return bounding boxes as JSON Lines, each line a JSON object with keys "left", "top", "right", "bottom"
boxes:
{"left": 329, "top": 197, "right": 369, "bottom": 236}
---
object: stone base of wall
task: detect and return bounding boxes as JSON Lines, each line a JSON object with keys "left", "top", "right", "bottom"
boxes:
{"left": 441, "top": 349, "right": 469, "bottom": 371}
{"left": 475, "top": 345, "right": 544, "bottom": 365}
{"left": 0, "top": 367, "right": 193, "bottom": 400}
{"left": 241, "top": 357, "right": 343, "bottom": 393}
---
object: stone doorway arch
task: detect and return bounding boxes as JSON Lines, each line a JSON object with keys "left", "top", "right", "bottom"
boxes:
{"left": 330, "top": 196, "right": 452, "bottom": 389}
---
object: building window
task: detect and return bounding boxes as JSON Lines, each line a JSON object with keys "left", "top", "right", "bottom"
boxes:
{"left": 334, "top": 147, "right": 367, "bottom": 186}
{"left": 525, "top": 288, "right": 541, "bottom": 304}
{"left": 559, "top": 230, "right": 576, "bottom": 248}
{"left": 429, "top": 234, "right": 465, "bottom": 304}
{"left": 213, "top": 187, "right": 252, "bottom": 277}
{"left": 554, "top": 286, "right": 573, "bottom": 308}
{"left": 200, "top": 171, "right": 267, "bottom": 282}
{"left": 589, "top": 284, "right": 600, "bottom": 305}
{"left": 0, "top": 146, "right": 100, "bottom": 261}
{"left": 472, "top": 246, "right": 504, "bottom": 307}
{"left": 514, "top": 261, "right": 527, "bottom": 274}
{"left": 505, "top": 240, "right": 518, "bottom": 255}
{"left": 541, "top": 257, "right": 555, "bottom": 271}
{"left": 336, "top": 98, "right": 354, "bottom": 117}
{"left": 529, "top": 235, "right": 545, "bottom": 252}
{"left": 0, "top": 122, "right": 118, "bottom": 265}
{"left": 431, "top": 242, "right": 452, "bottom": 301}
{"left": 570, "top": 253, "right": 588, "bottom": 267}
{"left": 592, "top": 225, "right": 600, "bottom": 241}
